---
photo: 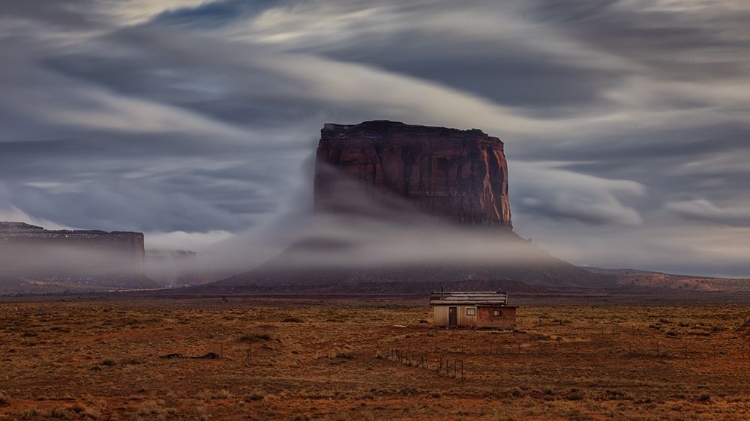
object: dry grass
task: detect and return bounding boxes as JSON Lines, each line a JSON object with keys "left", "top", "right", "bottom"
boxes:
{"left": 1, "top": 296, "right": 750, "bottom": 420}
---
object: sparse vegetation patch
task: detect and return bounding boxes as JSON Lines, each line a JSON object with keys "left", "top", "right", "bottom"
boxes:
{"left": 1, "top": 298, "right": 750, "bottom": 420}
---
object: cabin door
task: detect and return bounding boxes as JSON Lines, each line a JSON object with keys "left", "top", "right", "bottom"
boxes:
{"left": 448, "top": 307, "right": 457, "bottom": 327}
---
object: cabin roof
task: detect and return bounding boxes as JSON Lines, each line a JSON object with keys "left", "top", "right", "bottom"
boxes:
{"left": 429, "top": 290, "right": 510, "bottom": 306}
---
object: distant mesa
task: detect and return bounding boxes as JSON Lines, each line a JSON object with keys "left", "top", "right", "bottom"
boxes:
{"left": 0, "top": 222, "right": 145, "bottom": 263}
{"left": 0, "top": 221, "right": 156, "bottom": 293}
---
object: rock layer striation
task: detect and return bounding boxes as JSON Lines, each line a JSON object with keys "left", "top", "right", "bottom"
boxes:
{"left": 315, "top": 121, "right": 512, "bottom": 228}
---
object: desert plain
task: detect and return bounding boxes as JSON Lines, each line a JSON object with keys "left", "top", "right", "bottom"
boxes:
{"left": 1, "top": 294, "right": 750, "bottom": 420}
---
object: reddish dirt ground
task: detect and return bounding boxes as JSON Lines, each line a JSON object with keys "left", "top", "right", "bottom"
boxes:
{"left": 1, "top": 296, "right": 750, "bottom": 420}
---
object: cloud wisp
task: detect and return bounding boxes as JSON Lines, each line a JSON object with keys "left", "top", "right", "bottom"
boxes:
{"left": 666, "top": 200, "right": 750, "bottom": 227}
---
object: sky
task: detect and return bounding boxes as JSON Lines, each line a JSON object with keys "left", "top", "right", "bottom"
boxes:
{"left": 1, "top": 0, "right": 749, "bottom": 278}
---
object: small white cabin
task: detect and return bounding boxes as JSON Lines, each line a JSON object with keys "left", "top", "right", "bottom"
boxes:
{"left": 429, "top": 290, "right": 516, "bottom": 329}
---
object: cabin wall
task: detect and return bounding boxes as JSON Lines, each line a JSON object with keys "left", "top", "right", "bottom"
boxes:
{"left": 433, "top": 305, "right": 516, "bottom": 328}
{"left": 433, "top": 305, "right": 448, "bottom": 326}
{"left": 457, "top": 305, "right": 477, "bottom": 327}
{"left": 476, "top": 306, "right": 516, "bottom": 329}
{"left": 433, "top": 305, "right": 477, "bottom": 327}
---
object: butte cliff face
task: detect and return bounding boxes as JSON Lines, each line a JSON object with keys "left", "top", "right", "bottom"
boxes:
{"left": 315, "top": 121, "right": 512, "bottom": 228}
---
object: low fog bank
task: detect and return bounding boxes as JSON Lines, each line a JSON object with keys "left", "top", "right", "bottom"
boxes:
{"left": 143, "top": 167, "right": 557, "bottom": 286}
{"left": 0, "top": 244, "right": 141, "bottom": 278}
{"left": 0, "top": 166, "right": 565, "bottom": 289}
{"left": 0, "top": 243, "right": 157, "bottom": 293}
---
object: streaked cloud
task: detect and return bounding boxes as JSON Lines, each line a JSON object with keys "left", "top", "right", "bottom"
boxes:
{"left": 666, "top": 199, "right": 750, "bottom": 227}
{"left": 514, "top": 162, "right": 646, "bottom": 226}
{"left": 0, "top": 0, "right": 749, "bottom": 277}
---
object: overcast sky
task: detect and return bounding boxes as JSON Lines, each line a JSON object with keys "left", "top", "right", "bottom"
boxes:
{"left": 1, "top": 0, "right": 749, "bottom": 277}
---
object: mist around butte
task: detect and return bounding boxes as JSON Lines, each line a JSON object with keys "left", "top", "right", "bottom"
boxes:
{"left": 2, "top": 1, "right": 750, "bottom": 290}
{"left": 0, "top": 130, "right": 571, "bottom": 291}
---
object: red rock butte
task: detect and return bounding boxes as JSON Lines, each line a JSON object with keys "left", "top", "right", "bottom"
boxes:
{"left": 314, "top": 120, "right": 512, "bottom": 228}
{"left": 204, "top": 121, "right": 609, "bottom": 291}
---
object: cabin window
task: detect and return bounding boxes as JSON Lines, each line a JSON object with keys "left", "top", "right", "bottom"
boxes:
{"left": 466, "top": 308, "right": 476, "bottom": 316}
{"left": 493, "top": 310, "right": 501, "bottom": 317}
